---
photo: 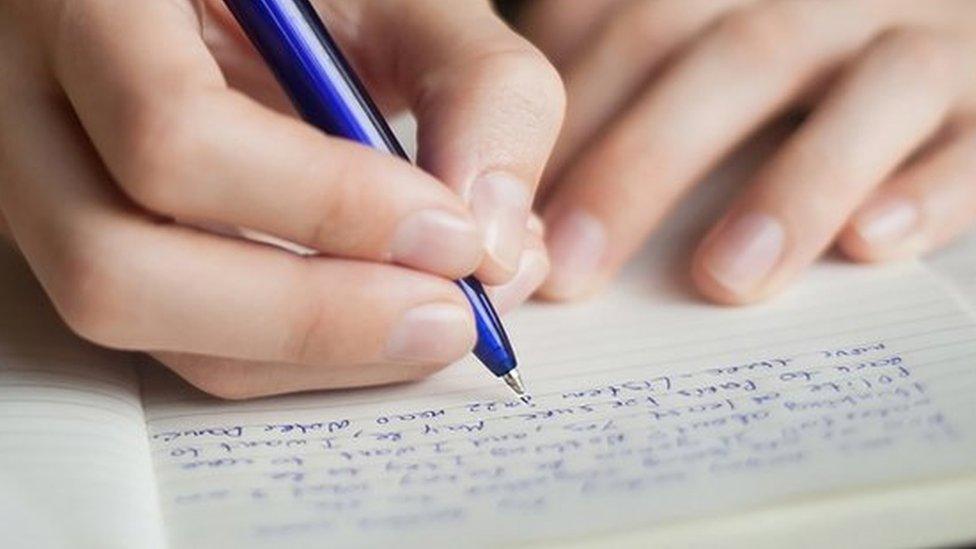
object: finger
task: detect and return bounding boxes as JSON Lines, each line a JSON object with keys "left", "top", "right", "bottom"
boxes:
{"left": 363, "top": 0, "right": 565, "bottom": 282}
{"left": 839, "top": 120, "right": 976, "bottom": 261}
{"left": 693, "top": 28, "right": 964, "bottom": 304}
{"left": 517, "top": 0, "right": 624, "bottom": 68}
{"left": 539, "top": 2, "right": 878, "bottom": 300}
{"left": 198, "top": 0, "right": 299, "bottom": 116}
{"left": 150, "top": 350, "right": 459, "bottom": 400}
{"left": 0, "top": 83, "right": 476, "bottom": 384}
{"left": 152, "top": 215, "right": 548, "bottom": 399}
{"left": 488, "top": 214, "right": 549, "bottom": 314}
{"left": 547, "top": 0, "right": 750, "bottom": 184}
{"left": 41, "top": 0, "right": 483, "bottom": 278}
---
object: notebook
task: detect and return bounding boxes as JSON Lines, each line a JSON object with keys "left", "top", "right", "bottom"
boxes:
{"left": 3, "top": 133, "right": 976, "bottom": 548}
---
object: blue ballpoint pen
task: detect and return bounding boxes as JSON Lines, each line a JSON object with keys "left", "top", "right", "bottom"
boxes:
{"left": 222, "top": 0, "right": 528, "bottom": 399}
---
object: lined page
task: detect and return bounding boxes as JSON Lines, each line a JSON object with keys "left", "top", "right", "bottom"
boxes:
{"left": 0, "top": 245, "right": 165, "bottom": 549}
{"left": 142, "top": 259, "right": 976, "bottom": 548}
{"left": 142, "top": 133, "right": 976, "bottom": 548}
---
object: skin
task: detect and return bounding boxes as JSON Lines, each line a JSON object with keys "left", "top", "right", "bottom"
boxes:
{"left": 0, "top": 0, "right": 564, "bottom": 398}
{"left": 518, "top": 0, "right": 976, "bottom": 304}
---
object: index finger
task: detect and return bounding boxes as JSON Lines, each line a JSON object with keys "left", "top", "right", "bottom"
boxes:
{"left": 36, "top": 0, "right": 486, "bottom": 279}
{"left": 0, "top": 86, "right": 477, "bottom": 377}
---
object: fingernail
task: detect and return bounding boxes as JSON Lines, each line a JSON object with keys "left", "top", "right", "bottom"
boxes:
{"left": 703, "top": 212, "right": 785, "bottom": 295}
{"left": 544, "top": 210, "right": 607, "bottom": 299}
{"left": 386, "top": 303, "right": 473, "bottom": 363}
{"left": 853, "top": 196, "right": 918, "bottom": 245}
{"left": 468, "top": 172, "right": 531, "bottom": 273}
{"left": 391, "top": 210, "right": 482, "bottom": 274}
{"left": 491, "top": 249, "right": 549, "bottom": 313}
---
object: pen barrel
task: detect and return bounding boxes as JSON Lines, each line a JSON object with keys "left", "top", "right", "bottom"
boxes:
{"left": 223, "top": 0, "right": 518, "bottom": 377}
{"left": 458, "top": 277, "right": 517, "bottom": 376}
{"left": 222, "top": 0, "right": 407, "bottom": 158}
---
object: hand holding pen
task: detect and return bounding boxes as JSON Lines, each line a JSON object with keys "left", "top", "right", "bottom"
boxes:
{"left": 0, "top": 0, "right": 562, "bottom": 398}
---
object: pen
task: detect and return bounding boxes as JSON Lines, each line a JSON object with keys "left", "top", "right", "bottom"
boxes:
{"left": 222, "top": 0, "right": 528, "bottom": 399}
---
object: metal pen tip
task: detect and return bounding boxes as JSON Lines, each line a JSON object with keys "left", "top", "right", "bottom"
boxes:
{"left": 502, "top": 369, "right": 531, "bottom": 404}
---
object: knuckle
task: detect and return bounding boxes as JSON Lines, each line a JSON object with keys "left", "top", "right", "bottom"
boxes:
{"left": 536, "top": 63, "right": 568, "bottom": 128}
{"left": 281, "top": 264, "right": 343, "bottom": 364}
{"left": 53, "top": 243, "right": 128, "bottom": 348}
{"left": 601, "top": 13, "right": 658, "bottom": 67}
{"left": 116, "top": 101, "right": 199, "bottom": 213}
{"left": 307, "top": 159, "right": 374, "bottom": 251}
{"left": 287, "top": 292, "right": 329, "bottom": 366}
{"left": 873, "top": 29, "right": 954, "bottom": 80}
{"left": 474, "top": 45, "right": 567, "bottom": 130}
{"left": 713, "top": 4, "right": 799, "bottom": 64}
{"left": 535, "top": 53, "right": 568, "bottom": 117}
{"left": 609, "top": 0, "right": 672, "bottom": 49}
{"left": 607, "top": 0, "right": 662, "bottom": 41}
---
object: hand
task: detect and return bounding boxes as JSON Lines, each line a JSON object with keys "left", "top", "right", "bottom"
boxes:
{"left": 0, "top": 0, "right": 563, "bottom": 397}
{"left": 520, "top": 0, "right": 976, "bottom": 303}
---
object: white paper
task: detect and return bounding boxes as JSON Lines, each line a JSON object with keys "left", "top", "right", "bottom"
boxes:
{"left": 142, "top": 258, "right": 976, "bottom": 548}
{"left": 3, "top": 117, "right": 975, "bottom": 548}
{"left": 139, "top": 128, "right": 976, "bottom": 548}
{"left": 0, "top": 245, "right": 165, "bottom": 549}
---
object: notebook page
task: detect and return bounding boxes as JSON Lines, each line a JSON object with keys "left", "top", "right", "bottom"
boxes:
{"left": 0, "top": 244, "right": 166, "bottom": 549}
{"left": 141, "top": 128, "right": 976, "bottom": 548}
{"left": 141, "top": 258, "right": 976, "bottom": 548}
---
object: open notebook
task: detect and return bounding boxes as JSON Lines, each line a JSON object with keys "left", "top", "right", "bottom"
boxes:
{"left": 4, "top": 233, "right": 976, "bottom": 549}
{"left": 4, "top": 127, "right": 976, "bottom": 548}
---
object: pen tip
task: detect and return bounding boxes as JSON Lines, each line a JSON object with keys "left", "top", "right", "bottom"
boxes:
{"left": 502, "top": 369, "right": 530, "bottom": 402}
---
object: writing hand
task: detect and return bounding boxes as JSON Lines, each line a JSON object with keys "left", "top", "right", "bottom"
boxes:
{"left": 0, "top": 0, "right": 562, "bottom": 397}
